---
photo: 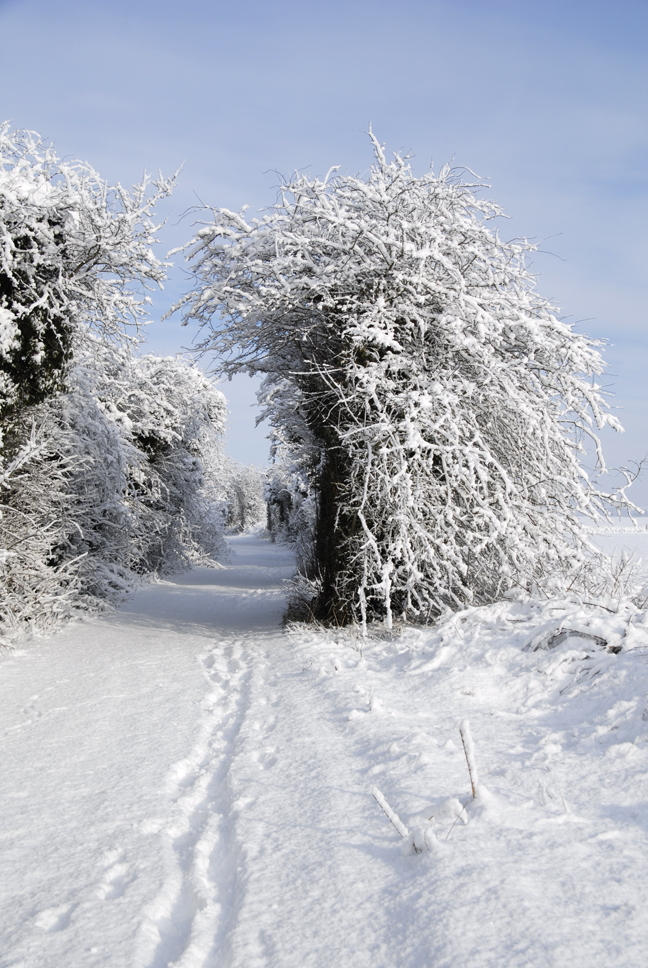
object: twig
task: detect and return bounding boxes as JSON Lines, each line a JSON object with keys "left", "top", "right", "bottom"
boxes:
{"left": 445, "top": 796, "right": 472, "bottom": 841}
{"left": 459, "top": 719, "right": 479, "bottom": 798}
{"left": 582, "top": 601, "right": 615, "bottom": 614}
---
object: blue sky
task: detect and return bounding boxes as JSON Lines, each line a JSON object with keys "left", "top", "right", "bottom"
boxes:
{"left": 1, "top": 0, "right": 646, "bottom": 502}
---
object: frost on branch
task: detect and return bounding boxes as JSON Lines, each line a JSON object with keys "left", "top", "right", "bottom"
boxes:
{"left": 174, "top": 133, "right": 629, "bottom": 628}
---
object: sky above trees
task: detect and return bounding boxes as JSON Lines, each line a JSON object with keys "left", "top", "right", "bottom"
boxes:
{"left": 0, "top": 0, "right": 646, "bottom": 500}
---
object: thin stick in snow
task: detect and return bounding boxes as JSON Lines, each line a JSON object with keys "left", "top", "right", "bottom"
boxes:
{"left": 370, "top": 786, "right": 409, "bottom": 839}
{"left": 459, "top": 719, "right": 479, "bottom": 799}
{"left": 445, "top": 795, "right": 472, "bottom": 841}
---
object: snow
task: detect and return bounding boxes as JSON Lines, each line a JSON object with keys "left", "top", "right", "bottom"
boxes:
{"left": 3, "top": 532, "right": 648, "bottom": 967}
{"left": 590, "top": 524, "right": 648, "bottom": 561}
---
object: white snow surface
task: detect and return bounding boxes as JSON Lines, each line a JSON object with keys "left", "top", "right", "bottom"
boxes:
{"left": 3, "top": 533, "right": 648, "bottom": 967}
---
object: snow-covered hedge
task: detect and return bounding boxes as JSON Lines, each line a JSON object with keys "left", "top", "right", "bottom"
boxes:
{"left": 0, "top": 125, "right": 234, "bottom": 642}
{"left": 79, "top": 344, "right": 229, "bottom": 573}
{"left": 0, "top": 347, "right": 229, "bottom": 639}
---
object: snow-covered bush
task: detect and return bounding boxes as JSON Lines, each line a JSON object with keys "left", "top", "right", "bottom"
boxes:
{"left": 265, "top": 457, "right": 315, "bottom": 570}
{"left": 0, "top": 122, "right": 174, "bottom": 441}
{"left": 0, "top": 386, "right": 136, "bottom": 637}
{"left": 173, "top": 134, "right": 630, "bottom": 627}
{"left": 0, "top": 125, "right": 236, "bottom": 640}
{"left": 0, "top": 342, "right": 229, "bottom": 639}
{"left": 91, "top": 348, "right": 229, "bottom": 572}
{"left": 0, "top": 421, "right": 84, "bottom": 636}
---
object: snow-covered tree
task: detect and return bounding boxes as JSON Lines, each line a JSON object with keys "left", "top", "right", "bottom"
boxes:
{"left": 0, "top": 421, "right": 84, "bottom": 636}
{"left": 103, "top": 350, "right": 229, "bottom": 572}
{"left": 0, "top": 125, "right": 238, "bottom": 641}
{"left": 265, "top": 454, "right": 315, "bottom": 573}
{"left": 58, "top": 343, "right": 229, "bottom": 577}
{"left": 222, "top": 461, "right": 266, "bottom": 532}
{"left": 174, "top": 133, "right": 627, "bottom": 628}
{"left": 0, "top": 122, "right": 174, "bottom": 447}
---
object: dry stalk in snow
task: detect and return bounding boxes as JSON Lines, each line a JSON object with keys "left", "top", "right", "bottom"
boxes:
{"left": 459, "top": 720, "right": 479, "bottom": 799}
{"left": 445, "top": 796, "right": 472, "bottom": 842}
{"left": 370, "top": 786, "right": 409, "bottom": 839}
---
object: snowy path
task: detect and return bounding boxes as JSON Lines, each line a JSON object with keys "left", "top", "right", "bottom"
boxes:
{"left": 3, "top": 533, "right": 648, "bottom": 967}
{"left": 0, "top": 534, "right": 293, "bottom": 968}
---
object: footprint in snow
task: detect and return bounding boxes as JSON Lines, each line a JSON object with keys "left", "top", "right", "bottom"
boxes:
{"left": 97, "top": 862, "right": 134, "bottom": 900}
{"left": 34, "top": 902, "right": 76, "bottom": 933}
{"left": 96, "top": 849, "right": 135, "bottom": 900}
{"left": 251, "top": 749, "right": 278, "bottom": 770}
{"left": 207, "top": 670, "right": 227, "bottom": 686}
{"left": 21, "top": 698, "right": 42, "bottom": 718}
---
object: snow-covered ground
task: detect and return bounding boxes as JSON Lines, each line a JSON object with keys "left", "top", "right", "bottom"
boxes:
{"left": 589, "top": 522, "right": 648, "bottom": 562}
{"left": 3, "top": 533, "right": 648, "bottom": 967}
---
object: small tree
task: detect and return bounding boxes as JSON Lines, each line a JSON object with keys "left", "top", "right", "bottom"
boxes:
{"left": 75, "top": 343, "right": 229, "bottom": 574}
{"left": 174, "top": 134, "right": 626, "bottom": 627}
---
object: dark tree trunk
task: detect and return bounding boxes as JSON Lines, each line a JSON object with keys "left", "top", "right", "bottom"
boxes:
{"left": 312, "top": 446, "right": 355, "bottom": 625}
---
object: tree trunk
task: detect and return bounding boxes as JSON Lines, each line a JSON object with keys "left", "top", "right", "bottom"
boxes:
{"left": 313, "top": 447, "right": 354, "bottom": 625}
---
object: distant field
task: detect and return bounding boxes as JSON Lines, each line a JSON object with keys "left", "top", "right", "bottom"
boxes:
{"left": 587, "top": 523, "right": 648, "bottom": 559}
